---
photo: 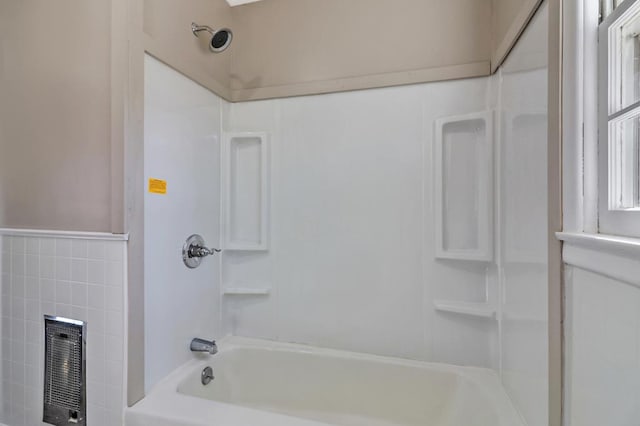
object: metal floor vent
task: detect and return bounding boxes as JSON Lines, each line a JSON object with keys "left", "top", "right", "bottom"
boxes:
{"left": 43, "top": 315, "right": 86, "bottom": 426}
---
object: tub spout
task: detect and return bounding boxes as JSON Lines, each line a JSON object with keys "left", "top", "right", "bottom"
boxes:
{"left": 190, "top": 338, "right": 218, "bottom": 355}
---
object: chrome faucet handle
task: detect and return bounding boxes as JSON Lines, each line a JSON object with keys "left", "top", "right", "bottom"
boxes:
{"left": 188, "top": 245, "right": 221, "bottom": 258}
{"left": 190, "top": 338, "right": 218, "bottom": 355}
{"left": 183, "top": 234, "right": 221, "bottom": 269}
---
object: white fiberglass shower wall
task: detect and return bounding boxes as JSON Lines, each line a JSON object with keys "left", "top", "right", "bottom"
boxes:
{"left": 143, "top": 2, "right": 548, "bottom": 424}
{"left": 144, "top": 55, "right": 223, "bottom": 391}
{"left": 222, "top": 78, "right": 496, "bottom": 365}
{"left": 220, "top": 4, "right": 548, "bottom": 426}
{"left": 494, "top": 4, "right": 549, "bottom": 425}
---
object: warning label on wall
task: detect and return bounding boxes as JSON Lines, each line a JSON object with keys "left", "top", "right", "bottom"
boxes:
{"left": 148, "top": 178, "right": 167, "bottom": 194}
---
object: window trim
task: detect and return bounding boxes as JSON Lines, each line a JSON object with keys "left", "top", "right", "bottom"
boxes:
{"left": 598, "top": 0, "right": 640, "bottom": 237}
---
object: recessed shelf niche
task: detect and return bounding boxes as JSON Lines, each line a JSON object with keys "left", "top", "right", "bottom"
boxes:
{"left": 434, "top": 111, "right": 493, "bottom": 262}
{"left": 222, "top": 132, "right": 270, "bottom": 251}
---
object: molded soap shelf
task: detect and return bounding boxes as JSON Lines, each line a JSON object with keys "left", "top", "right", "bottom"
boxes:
{"left": 433, "top": 300, "right": 496, "bottom": 318}
{"left": 222, "top": 287, "right": 271, "bottom": 296}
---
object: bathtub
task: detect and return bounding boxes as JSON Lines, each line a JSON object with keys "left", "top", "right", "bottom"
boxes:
{"left": 126, "top": 337, "right": 525, "bottom": 426}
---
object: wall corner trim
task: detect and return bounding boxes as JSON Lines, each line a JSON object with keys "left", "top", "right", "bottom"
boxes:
{"left": 492, "top": 0, "right": 545, "bottom": 73}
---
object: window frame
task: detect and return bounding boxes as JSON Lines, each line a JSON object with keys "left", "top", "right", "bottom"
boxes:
{"left": 598, "top": 0, "right": 640, "bottom": 237}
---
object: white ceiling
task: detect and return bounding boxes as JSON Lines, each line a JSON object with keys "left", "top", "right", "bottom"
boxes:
{"left": 226, "top": 0, "right": 263, "bottom": 6}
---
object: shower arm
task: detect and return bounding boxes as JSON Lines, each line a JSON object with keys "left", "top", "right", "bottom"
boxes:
{"left": 191, "top": 23, "right": 214, "bottom": 37}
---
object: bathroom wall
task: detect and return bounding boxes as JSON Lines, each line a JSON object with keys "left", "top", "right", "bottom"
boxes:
{"left": 229, "top": 0, "right": 491, "bottom": 101}
{"left": 0, "top": 233, "right": 127, "bottom": 426}
{"left": 143, "top": 55, "right": 223, "bottom": 391}
{"left": 137, "top": 0, "right": 546, "bottom": 103}
{"left": 143, "top": 0, "right": 234, "bottom": 99}
{"left": 222, "top": 77, "right": 496, "bottom": 367}
{"left": 560, "top": 0, "right": 640, "bottom": 424}
{"left": 563, "top": 266, "right": 640, "bottom": 426}
{"left": 494, "top": 3, "right": 549, "bottom": 426}
{"left": 0, "top": 0, "right": 114, "bottom": 232}
{"left": 0, "top": 236, "right": 4, "bottom": 416}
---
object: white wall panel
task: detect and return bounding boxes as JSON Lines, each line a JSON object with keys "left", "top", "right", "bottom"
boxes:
{"left": 223, "top": 79, "right": 496, "bottom": 367}
{"left": 565, "top": 266, "right": 640, "bottom": 426}
{"left": 496, "top": 4, "right": 549, "bottom": 426}
{"left": 144, "top": 55, "right": 223, "bottom": 391}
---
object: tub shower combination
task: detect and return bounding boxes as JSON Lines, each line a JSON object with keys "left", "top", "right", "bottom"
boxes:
{"left": 136, "top": 5, "right": 549, "bottom": 425}
{"left": 127, "top": 338, "right": 524, "bottom": 426}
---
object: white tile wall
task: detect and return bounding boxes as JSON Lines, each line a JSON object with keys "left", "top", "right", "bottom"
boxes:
{"left": 0, "top": 235, "right": 126, "bottom": 426}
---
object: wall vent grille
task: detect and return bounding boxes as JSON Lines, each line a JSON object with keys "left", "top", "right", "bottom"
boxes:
{"left": 43, "top": 316, "right": 86, "bottom": 426}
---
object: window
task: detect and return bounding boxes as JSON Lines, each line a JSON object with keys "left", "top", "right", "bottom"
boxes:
{"left": 601, "top": 0, "right": 629, "bottom": 21}
{"left": 598, "top": 0, "right": 640, "bottom": 236}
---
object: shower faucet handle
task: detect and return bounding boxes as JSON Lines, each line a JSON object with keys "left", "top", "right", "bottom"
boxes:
{"left": 182, "top": 234, "right": 221, "bottom": 269}
{"left": 188, "top": 245, "right": 221, "bottom": 258}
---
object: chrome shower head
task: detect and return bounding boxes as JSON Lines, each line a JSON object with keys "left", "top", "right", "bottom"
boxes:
{"left": 192, "top": 22, "right": 233, "bottom": 53}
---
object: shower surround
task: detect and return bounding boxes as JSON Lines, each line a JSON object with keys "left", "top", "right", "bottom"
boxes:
{"left": 140, "top": 3, "right": 548, "bottom": 426}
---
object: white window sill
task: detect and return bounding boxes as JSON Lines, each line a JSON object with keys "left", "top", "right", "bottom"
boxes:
{"left": 557, "top": 232, "right": 640, "bottom": 287}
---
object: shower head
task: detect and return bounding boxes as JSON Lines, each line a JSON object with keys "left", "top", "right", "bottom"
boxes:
{"left": 191, "top": 22, "right": 233, "bottom": 53}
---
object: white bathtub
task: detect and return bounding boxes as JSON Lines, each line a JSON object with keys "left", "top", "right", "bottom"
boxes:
{"left": 126, "top": 337, "right": 525, "bottom": 426}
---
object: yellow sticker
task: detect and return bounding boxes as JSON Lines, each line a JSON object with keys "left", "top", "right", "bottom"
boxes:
{"left": 148, "top": 178, "right": 167, "bottom": 194}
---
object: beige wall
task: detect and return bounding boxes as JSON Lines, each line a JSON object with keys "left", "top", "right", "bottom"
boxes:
{"left": 0, "top": 0, "right": 233, "bottom": 232}
{"left": 143, "top": 0, "right": 233, "bottom": 100}
{"left": 491, "top": 0, "right": 544, "bottom": 71}
{"left": 0, "top": 0, "right": 113, "bottom": 232}
{"left": 229, "top": 0, "right": 491, "bottom": 101}
{"left": 145, "top": 0, "right": 541, "bottom": 100}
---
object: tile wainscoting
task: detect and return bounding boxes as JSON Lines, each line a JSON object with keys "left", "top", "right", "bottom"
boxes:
{"left": 0, "top": 232, "right": 127, "bottom": 426}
